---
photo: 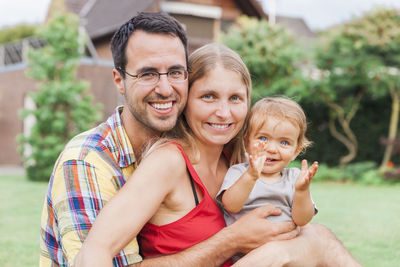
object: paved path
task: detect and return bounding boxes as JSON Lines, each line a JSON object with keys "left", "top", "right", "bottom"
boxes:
{"left": 0, "top": 165, "right": 26, "bottom": 175}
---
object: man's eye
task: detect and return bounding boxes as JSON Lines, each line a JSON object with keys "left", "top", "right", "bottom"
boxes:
{"left": 140, "top": 72, "right": 157, "bottom": 79}
{"left": 169, "top": 70, "right": 183, "bottom": 77}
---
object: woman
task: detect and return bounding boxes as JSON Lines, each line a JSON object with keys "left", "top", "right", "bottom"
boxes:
{"left": 75, "top": 43, "right": 251, "bottom": 266}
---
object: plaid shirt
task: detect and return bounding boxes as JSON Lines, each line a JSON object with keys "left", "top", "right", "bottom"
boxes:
{"left": 40, "top": 106, "right": 143, "bottom": 267}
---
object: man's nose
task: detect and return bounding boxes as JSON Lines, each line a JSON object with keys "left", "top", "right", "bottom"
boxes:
{"left": 155, "top": 74, "right": 173, "bottom": 97}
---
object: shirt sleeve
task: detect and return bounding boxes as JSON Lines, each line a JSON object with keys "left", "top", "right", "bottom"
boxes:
{"left": 51, "top": 159, "right": 142, "bottom": 266}
{"left": 216, "top": 163, "right": 249, "bottom": 204}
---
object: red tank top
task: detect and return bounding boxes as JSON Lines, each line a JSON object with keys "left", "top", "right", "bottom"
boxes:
{"left": 138, "top": 143, "right": 231, "bottom": 266}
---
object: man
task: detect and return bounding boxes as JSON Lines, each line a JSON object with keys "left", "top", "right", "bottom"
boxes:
{"left": 41, "top": 12, "right": 360, "bottom": 267}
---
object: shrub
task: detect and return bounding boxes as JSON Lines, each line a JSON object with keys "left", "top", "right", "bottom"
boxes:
{"left": 313, "top": 163, "right": 346, "bottom": 182}
{"left": 18, "top": 14, "right": 101, "bottom": 181}
{"left": 342, "top": 161, "right": 377, "bottom": 182}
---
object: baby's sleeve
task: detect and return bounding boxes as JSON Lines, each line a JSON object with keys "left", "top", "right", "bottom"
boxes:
{"left": 216, "top": 163, "right": 249, "bottom": 204}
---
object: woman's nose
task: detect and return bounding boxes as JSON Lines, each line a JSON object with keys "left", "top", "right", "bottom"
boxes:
{"left": 215, "top": 101, "right": 230, "bottom": 118}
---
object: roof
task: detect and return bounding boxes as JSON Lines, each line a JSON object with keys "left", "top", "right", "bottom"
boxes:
{"left": 233, "top": 0, "right": 267, "bottom": 19}
{"left": 80, "top": 0, "right": 157, "bottom": 39}
{"left": 275, "top": 15, "right": 317, "bottom": 40}
{"left": 63, "top": 0, "right": 266, "bottom": 40}
{"left": 66, "top": 0, "right": 90, "bottom": 14}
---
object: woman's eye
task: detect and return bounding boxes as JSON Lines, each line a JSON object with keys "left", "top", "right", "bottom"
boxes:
{"left": 202, "top": 94, "right": 214, "bottom": 100}
{"left": 281, "top": 140, "right": 289, "bottom": 146}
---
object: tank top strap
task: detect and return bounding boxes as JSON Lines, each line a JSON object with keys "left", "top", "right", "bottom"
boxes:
{"left": 170, "top": 141, "right": 207, "bottom": 194}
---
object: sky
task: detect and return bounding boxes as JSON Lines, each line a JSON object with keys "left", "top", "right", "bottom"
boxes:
{"left": 1, "top": 0, "right": 400, "bottom": 31}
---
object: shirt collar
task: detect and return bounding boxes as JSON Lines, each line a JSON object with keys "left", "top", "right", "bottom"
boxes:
{"left": 107, "top": 106, "right": 136, "bottom": 168}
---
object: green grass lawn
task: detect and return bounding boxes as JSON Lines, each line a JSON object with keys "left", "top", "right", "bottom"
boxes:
{"left": 0, "top": 175, "right": 399, "bottom": 266}
{"left": 0, "top": 174, "right": 48, "bottom": 267}
{"left": 312, "top": 182, "right": 400, "bottom": 267}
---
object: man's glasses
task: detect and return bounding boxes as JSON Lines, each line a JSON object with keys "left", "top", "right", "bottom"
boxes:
{"left": 117, "top": 67, "right": 188, "bottom": 85}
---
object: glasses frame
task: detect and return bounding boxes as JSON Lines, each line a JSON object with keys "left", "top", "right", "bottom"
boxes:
{"left": 117, "top": 67, "right": 189, "bottom": 85}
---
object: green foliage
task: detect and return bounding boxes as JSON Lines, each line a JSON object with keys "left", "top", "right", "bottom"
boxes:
{"left": 19, "top": 14, "right": 102, "bottom": 181}
{"left": 313, "top": 163, "right": 346, "bottom": 182}
{"left": 309, "top": 8, "right": 400, "bottom": 166}
{"left": 222, "top": 16, "right": 308, "bottom": 101}
{"left": 312, "top": 161, "right": 396, "bottom": 185}
{"left": 343, "top": 161, "right": 378, "bottom": 182}
{"left": 0, "top": 24, "right": 37, "bottom": 44}
{"left": 358, "top": 170, "right": 385, "bottom": 185}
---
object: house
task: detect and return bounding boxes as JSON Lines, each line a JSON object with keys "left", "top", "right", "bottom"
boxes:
{"left": 0, "top": 0, "right": 269, "bottom": 166}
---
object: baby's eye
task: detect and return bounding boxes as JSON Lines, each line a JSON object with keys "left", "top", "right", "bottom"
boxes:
{"left": 231, "top": 95, "right": 240, "bottom": 101}
{"left": 281, "top": 140, "right": 289, "bottom": 146}
{"left": 258, "top": 136, "right": 267, "bottom": 142}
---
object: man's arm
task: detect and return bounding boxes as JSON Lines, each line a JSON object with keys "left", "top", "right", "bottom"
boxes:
{"left": 47, "top": 159, "right": 142, "bottom": 266}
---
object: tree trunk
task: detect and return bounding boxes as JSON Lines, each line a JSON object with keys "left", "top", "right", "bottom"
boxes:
{"left": 328, "top": 111, "right": 358, "bottom": 167}
{"left": 324, "top": 91, "right": 363, "bottom": 167}
{"left": 380, "top": 85, "right": 400, "bottom": 169}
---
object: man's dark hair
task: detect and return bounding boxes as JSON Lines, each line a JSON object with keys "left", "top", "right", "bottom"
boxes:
{"left": 111, "top": 12, "right": 188, "bottom": 78}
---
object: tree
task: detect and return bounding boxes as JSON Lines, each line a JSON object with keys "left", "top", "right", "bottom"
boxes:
{"left": 313, "top": 32, "right": 368, "bottom": 166}
{"left": 352, "top": 8, "right": 400, "bottom": 169}
{"left": 18, "top": 14, "right": 102, "bottom": 181}
{"left": 0, "top": 24, "right": 37, "bottom": 44}
{"left": 313, "top": 8, "right": 400, "bottom": 168}
{"left": 222, "top": 16, "right": 308, "bottom": 101}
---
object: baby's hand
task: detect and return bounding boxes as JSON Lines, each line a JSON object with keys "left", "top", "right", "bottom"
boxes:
{"left": 248, "top": 141, "right": 268, "bottom": 180}
{"left": 295, "top": 159, "right": 318, "bottom": 191}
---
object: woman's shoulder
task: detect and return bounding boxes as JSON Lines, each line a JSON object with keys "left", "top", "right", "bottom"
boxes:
{"left": 142, "top": 141, "right": 187, "bottom": 172}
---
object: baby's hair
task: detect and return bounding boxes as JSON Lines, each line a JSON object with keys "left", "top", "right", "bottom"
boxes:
{"left": 244, "top": 97, "right": 312, "bottom": 154}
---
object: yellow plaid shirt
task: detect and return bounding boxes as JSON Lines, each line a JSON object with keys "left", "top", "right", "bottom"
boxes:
{"left": 40, "top": 107, "right": 142, "bottom": 266}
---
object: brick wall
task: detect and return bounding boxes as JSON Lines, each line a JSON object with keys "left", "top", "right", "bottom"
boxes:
{"left": 0, "top": 60, "right": 117, "bottom": 166}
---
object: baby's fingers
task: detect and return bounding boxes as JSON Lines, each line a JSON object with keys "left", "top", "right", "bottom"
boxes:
{"left": 308, "top": 161, "right": 319, "bottom": 179}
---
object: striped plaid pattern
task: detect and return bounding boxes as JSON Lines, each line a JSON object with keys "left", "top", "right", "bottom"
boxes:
{"left": 40, "top": 107, "right": 143, "bottom": 267}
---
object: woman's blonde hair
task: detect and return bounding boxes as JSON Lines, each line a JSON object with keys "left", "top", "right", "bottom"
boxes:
{"left": 156, "top": 43, "right": 252, "bottom": 165}
{"left": 244, "top": 97, "right": 312, "bottom": 154}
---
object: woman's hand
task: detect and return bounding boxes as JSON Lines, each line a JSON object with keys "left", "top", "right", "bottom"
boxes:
{"left": 227, "top": 204, "right": 299, "bottom": 254}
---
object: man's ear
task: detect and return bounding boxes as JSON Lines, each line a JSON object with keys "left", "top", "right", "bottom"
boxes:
{"left": 113, "top": 69, "right": 125, "bottom": 95}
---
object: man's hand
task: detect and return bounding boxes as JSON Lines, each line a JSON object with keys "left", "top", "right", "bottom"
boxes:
{"left": 295, "top": 160, "right": 318, "bottom": 192}
{"left": 227, "top": 204, "right": 299, "bottom": 254}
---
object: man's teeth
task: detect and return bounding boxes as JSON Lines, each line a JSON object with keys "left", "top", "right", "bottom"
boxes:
{"left": 210, "top": 123, "right": 230, "bottom": 129}
{"left": 152, "top": 102, "right": 172, "bottom": 110}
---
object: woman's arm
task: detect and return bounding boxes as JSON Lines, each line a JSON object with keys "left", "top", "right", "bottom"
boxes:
{"left": 75, "top": 144, "right": 187, "bottom": 266}
{"left": 292, "top": 160, "right": 318, "bottom": 226}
